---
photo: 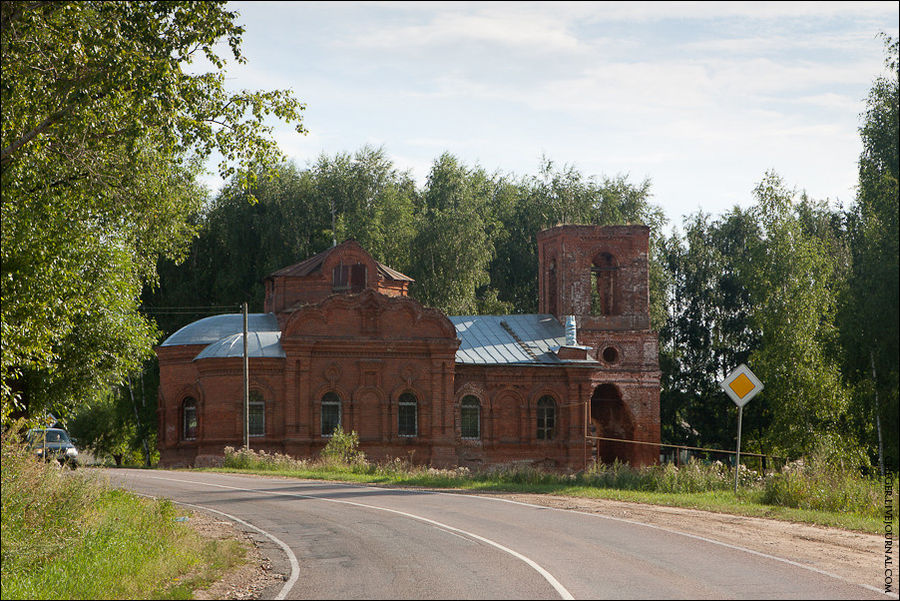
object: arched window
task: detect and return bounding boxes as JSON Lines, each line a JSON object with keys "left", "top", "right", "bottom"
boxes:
{"left": 536, "top": 396, "right": 556, "bottom": 440}
{"left": 321, "top": 392, "right": 341, "bottom": 436}
{"left": 460, "top": 395, "right": 481, "bottom": 439}
{"left": 182, "top": 397, "right": 198, "bottom": 440}
{"left": 591, "top": 253, "right": 618, "bottom": 316}
{"left": 249, "top": 390, "right": 265, "bottom": 437}
{"left": 547, "top": 258, "right": 558, "bottom": 316}
{"left": 398, "top": 393, "right": 417, "bottom": 437}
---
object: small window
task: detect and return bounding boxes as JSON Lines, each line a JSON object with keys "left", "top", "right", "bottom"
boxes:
{"left": 333, "top": 265, "right": 350, "bottom": 291}
{"left": 350, "top": 264, "right": 366, "bottom": 292}
{"left": 249, "top": 390, "right": 265, "bottom": 437}
{"left": 536, "top": 396, "right": 556, "bottom": 440}
{"left": 333, "top": 263, "right": 366, "bottom": 292}
{"left": 398, "top": 393, "right": 417, "bottom": 437}
{"left": 182, "top": 397, "right": 198, "bottom": 440}
{"left": 602, "top": 346, "right": 619, "bottom": 364}
{"left": 460, "top": 395, "right": 481, "bottom": 439}
{"left": 321, "top": 392, "right": 342, "bottom": 436}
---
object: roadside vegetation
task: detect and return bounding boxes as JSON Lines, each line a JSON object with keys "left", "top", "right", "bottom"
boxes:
{"left": 213, "top": 428, "right": 897, "bottom": 535}
{"left": 1, "top": 432, "right": 246, "bottom": 600}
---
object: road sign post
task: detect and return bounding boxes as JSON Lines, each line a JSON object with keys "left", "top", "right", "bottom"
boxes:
{"left": 719, "top": 364, "right": 763, "bottom": 494}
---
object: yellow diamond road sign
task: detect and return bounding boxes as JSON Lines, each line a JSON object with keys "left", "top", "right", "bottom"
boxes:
{"left": 719, "top": 364, "right": 763, "bottom": 407}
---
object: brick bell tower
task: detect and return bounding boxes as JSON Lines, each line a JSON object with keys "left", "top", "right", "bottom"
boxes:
{"left": 536, "top": 224, "right": 661, "bottom": 466}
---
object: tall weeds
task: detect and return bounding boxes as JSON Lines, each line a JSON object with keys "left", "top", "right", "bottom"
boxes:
{"left": 1, "top": 431, "right": 243, "bottom": 599}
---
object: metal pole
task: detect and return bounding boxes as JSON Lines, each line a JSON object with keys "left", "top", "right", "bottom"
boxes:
{"left": 243, "top": 302, "right": 249, "bottom": 450}
{"left": 734, "top": 405, "right": 743, "bottom": 494}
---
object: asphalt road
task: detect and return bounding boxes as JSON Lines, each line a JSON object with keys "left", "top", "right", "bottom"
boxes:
{"left": 103, "top": 469, "right": 888, "bottom": 600}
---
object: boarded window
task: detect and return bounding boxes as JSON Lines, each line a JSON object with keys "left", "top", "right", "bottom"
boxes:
{"left": 332, "top": 265, "right": 350, "bottom": 291}
{"left": 333, "top": 263, "right": 367, "bottom": 292}
{"left": 182, "top": 397, "right": 197, "bottom": 440}
{"left": 536, "top": 396, "right": 556, "bottom": 440}
{"left": 321, "top": 392, "right": 341, "bottom": 436}
{"left": 460, "top": 395, "right": 481, "bottom": 439}
{"left": 398, "top": 393, "right": 417, "bottom": 437}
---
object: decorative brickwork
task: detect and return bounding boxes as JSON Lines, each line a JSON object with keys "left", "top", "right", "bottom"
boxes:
{"left": 157, "top": 228, "right": 660, "bottom": 469}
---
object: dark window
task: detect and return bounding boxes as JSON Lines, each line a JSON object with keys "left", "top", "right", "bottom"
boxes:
{"left": 333, "top": 263, "right": 367, "bottom": 292}
{"left": 249, "top": 390, "right": 265, "bottom": 437}
{"left": 548, "top": 259, "right": 558, "bottom": 316}
{"left": 460, "top": 395, "right": 481, "bottom": 439}
{"left": 332, "top": 265, "right": 350, "bottom": 291}
{"left": 350, "top": 264, "right": 366, "bottom": 292}
{"left": 591, "top": 253, "right": 618, "bottom": 316}
{"left": 398, "top": 393, "right": 417, "bottom": 437}
{"left": 182, "top": 397, "right": 198, "bottom": 440}
{"left": 321, "top": 392, "right": 341, "bottom": 436}
{"left": 602, "top": 346, "right": 619, "bottom": 364}
{"left": 537, "top": 396, "right": 556, "bottom": 440}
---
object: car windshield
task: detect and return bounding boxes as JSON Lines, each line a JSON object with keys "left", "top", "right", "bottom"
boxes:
{"left": 29, "top": 429, "right": 70, "bottom": 444}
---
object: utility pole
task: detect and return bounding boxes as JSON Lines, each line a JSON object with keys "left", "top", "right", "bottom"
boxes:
{"left": 243, "top": 302, "right": 249, "bottom": 450}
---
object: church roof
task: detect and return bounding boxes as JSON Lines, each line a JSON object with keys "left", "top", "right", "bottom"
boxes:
{"left": 266, "top": 240, "right": 414, "bottom": 282}
{"left": 194, "top": 331, "right": 285, "bottom": 360}
{"left": 161, "top": 311, "right": 596, "bottom": 366}
{"left": 449, "top": 314, "right": 598, "bottom": 365}
{"left": 160, "top": 313, "right": 280, "bottom": 348}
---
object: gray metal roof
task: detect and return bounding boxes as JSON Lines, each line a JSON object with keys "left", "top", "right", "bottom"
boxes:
{"left": 160, "top": 313, "right": 280, "bottom": 347}
{"left": 449, "top": 314, "right": 597, "bottom": 365}
{"left": 194, "top": 331, "right": 285, "bottom": 360}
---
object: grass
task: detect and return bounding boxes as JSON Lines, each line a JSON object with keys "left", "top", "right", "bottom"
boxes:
{"left": 211, "top": 439, "right": 897, "bottom": 535}
{"left": 1, "top": 432, "right": 246, "bottom": 600}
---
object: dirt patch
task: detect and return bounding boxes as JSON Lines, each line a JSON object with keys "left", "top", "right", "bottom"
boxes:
{"left": 183, "top": 510, "right": 284, "bottom": 600}
{"left": 478, "top": 491, "right": 886, "bottom": 592}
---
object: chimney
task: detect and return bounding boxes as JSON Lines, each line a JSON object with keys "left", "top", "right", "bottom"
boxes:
{"left": 565, "top": 315, "right": 577, "bottom": 346}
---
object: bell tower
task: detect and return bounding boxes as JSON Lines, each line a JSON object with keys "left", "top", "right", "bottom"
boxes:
{"left": 537, "top": 225, "right": 660, "bottom": 466}
{"left": 537, "top": 224, "right": 651, "bottom": 331}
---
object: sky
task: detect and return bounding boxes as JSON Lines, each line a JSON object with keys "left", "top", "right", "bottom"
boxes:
{"left": 204, "top": 1, "right": 898, "bottom": 230}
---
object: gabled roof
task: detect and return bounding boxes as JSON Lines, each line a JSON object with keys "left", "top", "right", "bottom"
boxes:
{"left": 449, "top": 314, "right": 599, "bottom": 366}
{"left": 266, "top": 240, "right": 414, "bottom": 282}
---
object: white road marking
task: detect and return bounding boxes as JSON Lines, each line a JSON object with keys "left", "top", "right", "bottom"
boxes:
{"left": 144, "top": 473, "right": 574, "bottom": 600}
{"left": 434, "top": 489, "right": 899, "bottom": 599}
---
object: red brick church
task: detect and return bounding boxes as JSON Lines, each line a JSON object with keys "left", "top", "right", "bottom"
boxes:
{"left": 156, "top": 225, "right": 661, "bottom": 469}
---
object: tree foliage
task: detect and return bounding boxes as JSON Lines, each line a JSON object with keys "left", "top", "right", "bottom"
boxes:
{"left": 1, "top": 1, "right": 305, "bottom": 420}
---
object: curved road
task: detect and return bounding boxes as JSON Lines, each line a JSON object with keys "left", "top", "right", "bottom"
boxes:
{"left": 104, "top": 469, "right": 888, "bottom": 600}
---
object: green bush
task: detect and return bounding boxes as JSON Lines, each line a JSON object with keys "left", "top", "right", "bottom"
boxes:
{"left": 762, "top": 457, "right": 889, "bottom": 518}
{"left": 320, "top": 426, "right": 366, "bottom": 466}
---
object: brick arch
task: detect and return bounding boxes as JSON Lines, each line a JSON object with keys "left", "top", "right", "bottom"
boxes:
{"left": 590, "top": 383, "right": 637, "bottom": 465}
{"left": 491, "top": 388, "right": 524, "bottom": 443}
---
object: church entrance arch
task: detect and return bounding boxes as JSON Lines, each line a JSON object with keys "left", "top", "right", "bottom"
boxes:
{"left": 590, "top": 384, "right": 635, "bottom": 465}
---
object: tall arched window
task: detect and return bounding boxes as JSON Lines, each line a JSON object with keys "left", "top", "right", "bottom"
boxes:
{"left": 321, "top": 392, "right": 341, "bottom": 436}
{"left": 591, "top": 253, "right": 618, "bottom": 316}
{"left": 460, "top": 395, "right": 481, "bottom": 439}
{"left": 547, "top": 258, "right": 558, "bottom": 316}
{"left": 249, "top": 390, "right": 265, "bottom": 437}
{"left": 182, "top": 397, "right": 198, "bottom": 440}
{"left": 398, "top": 393, "right": 418, "bottom": 437}
{"left": 536, "top": 396, "right": 556, "bottom": 440}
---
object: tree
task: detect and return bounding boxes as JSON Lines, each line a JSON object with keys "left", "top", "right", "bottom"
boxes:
{"left": 744, "top": 173, "right": 857, "bottom": 461}
{"left": 841, "top": 34, "right": 899, "bottom": 470}
{"left": 408, "top": 154, "right": 501, "bottom": 315}
{"left": 1, "top": 1, "right": 306, "bottom": 420}
{"left": 659, "top": 209, "right": 761, "bottom": 449}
